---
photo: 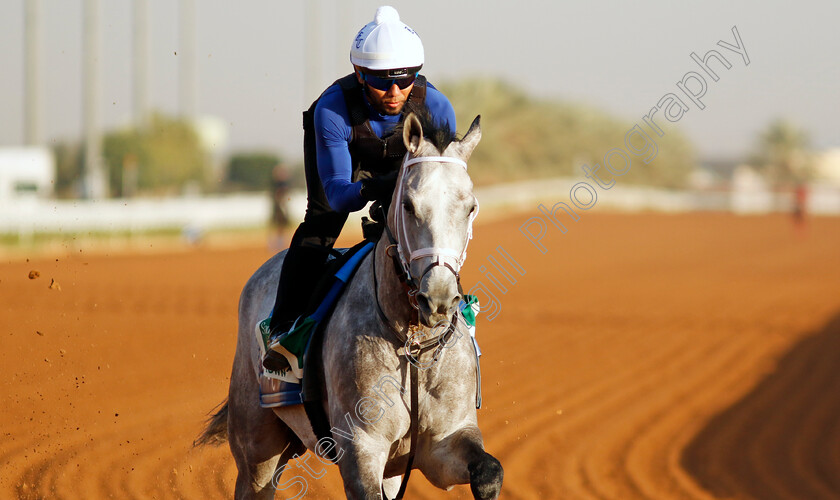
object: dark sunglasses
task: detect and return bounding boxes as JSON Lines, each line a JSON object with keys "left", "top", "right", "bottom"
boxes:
{"left": 360, "top": 71, "right": 417, "bottom": 91}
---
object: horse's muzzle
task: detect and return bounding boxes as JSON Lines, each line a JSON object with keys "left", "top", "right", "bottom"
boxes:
{"left": 416, "top": 266, "right": 461, "bottom": 327}
{"left": 416, "top": 291, "right": 460, "bottom": 327}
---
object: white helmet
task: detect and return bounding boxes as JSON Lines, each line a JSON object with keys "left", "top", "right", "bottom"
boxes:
{"left": 350, "top": 6, "right": 424, "bottom": 74}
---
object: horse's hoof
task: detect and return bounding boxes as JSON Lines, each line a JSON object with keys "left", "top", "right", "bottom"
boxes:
{"left": 468, "top": 453, "right": 503, "bottom": 500}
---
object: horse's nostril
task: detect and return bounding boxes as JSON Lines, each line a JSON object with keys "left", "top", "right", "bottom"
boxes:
{"left": 416, "top": 293, "right": 431, "bottom": 311}
{"left": 418, "top": 293, "right": 460, "bottom": 317}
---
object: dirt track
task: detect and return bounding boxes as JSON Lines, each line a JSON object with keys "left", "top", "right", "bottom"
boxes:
{"left": 2, "top": 212, "right": 839, "bottom": 499}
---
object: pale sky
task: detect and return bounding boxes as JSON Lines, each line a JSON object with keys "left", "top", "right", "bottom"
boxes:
{"left": 1, "top": 0, "right": 838, "bottom": 161}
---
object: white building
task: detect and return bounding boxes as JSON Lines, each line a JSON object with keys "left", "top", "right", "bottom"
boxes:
{"left": 813, "top": 148, "right": 840, "bottom": 186}
{"left": 0, "top": 147, "right": 55, "bottom": 201}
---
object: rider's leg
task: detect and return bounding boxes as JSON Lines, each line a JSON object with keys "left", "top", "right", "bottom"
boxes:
{"left": 267, "top": 231, "right": 328, "bottom": 335}
{"left": 263, "top": 215, "right": 345, "bottom": 372}
{"left": 266, "top": 210, "right": 347, "bottom": 336}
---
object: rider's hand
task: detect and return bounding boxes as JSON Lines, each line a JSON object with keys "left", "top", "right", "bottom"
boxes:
{"left": 360, "top": 171, "right": 398, "bottom": 202}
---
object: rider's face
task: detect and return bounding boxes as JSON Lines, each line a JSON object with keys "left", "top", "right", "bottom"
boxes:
{"left": 356, "top": 70, "right": 414, "bottom": 116}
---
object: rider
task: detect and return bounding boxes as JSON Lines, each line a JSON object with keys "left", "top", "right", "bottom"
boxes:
{"left": 263, "top": 6, "right": 456, "bottom": 371}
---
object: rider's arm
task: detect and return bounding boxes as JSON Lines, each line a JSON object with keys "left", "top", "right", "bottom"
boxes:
{"left": 313, "top": 90, "right": 368, "bottom": 213}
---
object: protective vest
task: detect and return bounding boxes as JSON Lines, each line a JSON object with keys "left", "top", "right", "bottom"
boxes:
{"left": 302, "top": 73, "right": 428, "bottom": 184}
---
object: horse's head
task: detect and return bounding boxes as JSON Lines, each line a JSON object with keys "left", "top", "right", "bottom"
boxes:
{"left": 389, "top": 111, "right": 482, "bottom": 328}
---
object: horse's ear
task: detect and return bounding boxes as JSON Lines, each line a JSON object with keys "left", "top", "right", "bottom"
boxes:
{"left": 456, "top": 115, "right": 482, "bottom": 162}
{"left": 403, "top": 113, "right": 423, "bottom": 154}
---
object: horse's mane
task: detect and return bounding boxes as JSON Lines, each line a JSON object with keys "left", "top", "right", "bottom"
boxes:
{"left": 398, "top": 105, "right": 458, "bottom": 153}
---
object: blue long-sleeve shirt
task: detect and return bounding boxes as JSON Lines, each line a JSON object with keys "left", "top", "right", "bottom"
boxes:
{"left": 313, "top": 81, "right": 456, "bottom": 213}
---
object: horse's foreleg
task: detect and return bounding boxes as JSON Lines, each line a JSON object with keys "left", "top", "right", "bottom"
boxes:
{"left": 423, "top": 426, "right": 504, "bottom": 500}
{"left": 336, "top": 440, "right": 390, "bottom": 500}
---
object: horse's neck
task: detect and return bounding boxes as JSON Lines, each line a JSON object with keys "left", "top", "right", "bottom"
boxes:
{"left": 373, "top": 237, "right": 414, "bottom": 333}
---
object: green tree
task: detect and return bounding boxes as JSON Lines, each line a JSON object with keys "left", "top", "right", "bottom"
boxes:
{"left": 751, "top": 119, "right": 812, "bottom": 186}
{"left": 225, "top": 152, "right": 281, "bottom": 191}
{"left": 440, "top": 78, "right": 695, "bottom": 188}
{"left": 102, "top": 113, "right": 207, "bottom": 197}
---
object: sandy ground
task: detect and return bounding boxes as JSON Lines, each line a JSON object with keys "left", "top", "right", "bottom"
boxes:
{"left": 2, "top": 212, "right": 839, "bottom": 499}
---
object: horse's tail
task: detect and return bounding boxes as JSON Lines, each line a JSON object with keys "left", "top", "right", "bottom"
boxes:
{"left": 194, "top": 398, "right": 229, "bottom": 447}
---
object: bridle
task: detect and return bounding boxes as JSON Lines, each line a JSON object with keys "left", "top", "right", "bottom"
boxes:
{"left": 387, "top": 153, "right": 479, "bottom": 306}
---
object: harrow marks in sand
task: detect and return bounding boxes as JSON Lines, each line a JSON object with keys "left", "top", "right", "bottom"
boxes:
{"left": 683, "top": 311, "right": 840, "bottom": 500}
{"left": 2, "top": 213, "right": 839, "bottom": 499}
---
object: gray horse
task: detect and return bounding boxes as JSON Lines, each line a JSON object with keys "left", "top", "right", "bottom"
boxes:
{"left": 198, "top": 112, "right": 503, "bottom": 500}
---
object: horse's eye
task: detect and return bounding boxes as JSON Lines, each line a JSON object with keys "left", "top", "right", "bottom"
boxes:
{"left": 402, "top": 199, "right": 415, "bottom": 215}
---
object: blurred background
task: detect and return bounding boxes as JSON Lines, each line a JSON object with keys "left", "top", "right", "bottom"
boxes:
{"left": 1, "top": 0, "right": 839, "bottom": 249}
{"left": 3, "top": 3, "right": 840, "bottom": 499}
